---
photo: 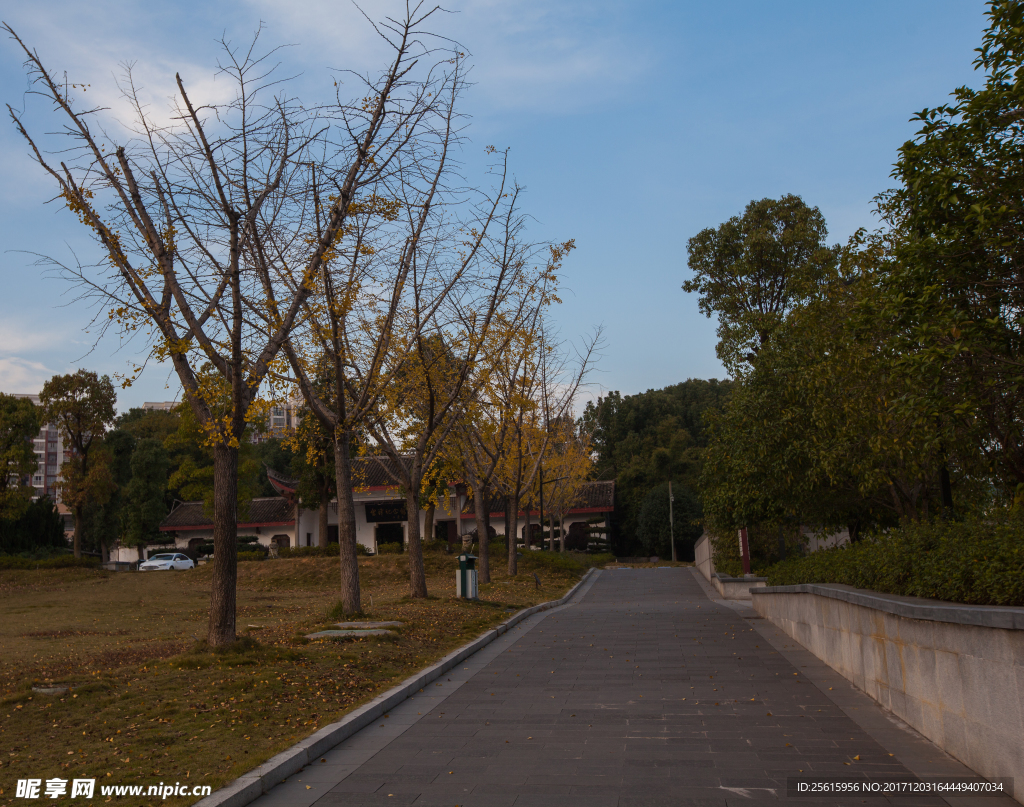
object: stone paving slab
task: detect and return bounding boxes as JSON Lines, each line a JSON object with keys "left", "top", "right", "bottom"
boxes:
{"left": 334, "top": 621, "right": 405, "bottom": 629}
{"left": 248, "top": 568, "right": 1016, "bottom": 806}
{"left": 306, "top": 629, "right": 397, "bottom": 639}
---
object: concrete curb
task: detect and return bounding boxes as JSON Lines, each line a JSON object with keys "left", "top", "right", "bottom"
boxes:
{"left": 751, "top": 583, "right": 1024, "bottom": 630}
{"left": 193, "top": 567, "right": 599, "bottom": 807}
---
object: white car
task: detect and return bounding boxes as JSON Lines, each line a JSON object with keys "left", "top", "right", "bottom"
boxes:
{"left": 139, "top": 553, "right": 194, "bottom": 571}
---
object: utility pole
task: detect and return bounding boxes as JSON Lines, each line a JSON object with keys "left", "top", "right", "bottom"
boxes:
{"left": 669, "top": 480, "right": 676, "bottom": 562}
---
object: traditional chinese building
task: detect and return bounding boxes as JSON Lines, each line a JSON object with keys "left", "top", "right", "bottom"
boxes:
{"left": 143, "top": 456, "right": 613, "bottom": 558}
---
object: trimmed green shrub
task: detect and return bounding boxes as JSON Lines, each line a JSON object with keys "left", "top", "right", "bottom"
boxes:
{"left": 761, "top": 512, "right": 1024, "bottom": 606}
{"left": 280, "top": 543, "right": 334, "bottom": 558}
{"left": 237, "top": 550, "right": 266, "bottom": 562}
{"left": 278, "top": 542, "right": 372, "bottom": 558}
{"left": 0, "top": 555, "right": 100, "bottom": 570}
{"left": 377, "top": 542, "right": 403, "bottom": 554}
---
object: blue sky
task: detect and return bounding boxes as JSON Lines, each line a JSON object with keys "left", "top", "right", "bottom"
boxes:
{"left": 0, "top": 0, "right": 989, "bottom": 410}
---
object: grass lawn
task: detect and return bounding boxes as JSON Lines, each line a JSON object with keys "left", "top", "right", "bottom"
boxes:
{"left": 0, "top": 546, "right": 598, "bottom": 806}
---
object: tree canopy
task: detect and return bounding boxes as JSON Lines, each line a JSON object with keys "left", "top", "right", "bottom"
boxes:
{"left": 0, "top": 394, "right": 39, "bottom": 521}
{"left": 582, "top": 379, "right": 731, "bottom": 558}
{"left": 683, "top": 195, "right": 836, "bottom": 374}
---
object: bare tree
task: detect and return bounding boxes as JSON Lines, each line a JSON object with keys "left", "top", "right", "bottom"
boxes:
{"left": 363, "top": 181, "right": 543, "bottom": 598}
{"left": 487, "top": 307, "right": 600, "bottom": 573}
{"left": 281, "top": 51, "right": 492, "bottom": 613}
{"left": 4, "top": 4, "right": 458, "bottom": 644}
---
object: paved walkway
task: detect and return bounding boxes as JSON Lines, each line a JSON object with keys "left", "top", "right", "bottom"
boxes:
{"left": 249, "top": 568, "right": 1011, "bottom": 807}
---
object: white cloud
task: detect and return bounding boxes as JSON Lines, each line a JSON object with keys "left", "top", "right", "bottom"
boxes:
{"left": 242, "top": 0, "right": 649, "bottom": 115}
{"left": 0, "top": 318, "right": 77, "bottom": 357}
{"left": 0, "top": 357, "right": 52, "bottom": 394}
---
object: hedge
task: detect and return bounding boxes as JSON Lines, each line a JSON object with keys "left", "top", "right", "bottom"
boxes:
{"left": 760, "top": 512, "right": 1024, "bottom": 607}
{"left": 278, "top": 543, "right": 370, "bottom": 558}
{"left": 0, "top": 555, "right": 100, "bottom": 570}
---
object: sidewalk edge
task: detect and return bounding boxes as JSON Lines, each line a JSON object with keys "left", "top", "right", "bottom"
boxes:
{"left": 192, "top": 566, "right": 599, "bottom": 807}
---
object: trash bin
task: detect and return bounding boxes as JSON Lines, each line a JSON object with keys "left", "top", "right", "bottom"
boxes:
{"left": 457, "top": 554, "right": 478, "bottom": 600}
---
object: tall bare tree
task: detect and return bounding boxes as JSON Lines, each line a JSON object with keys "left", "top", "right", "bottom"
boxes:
{"left": 281, "top": 52, "right": 491, "bottom": 613}
{"left": 487, "top": 308, "right": 600, "bottom": 573}
{"left": 5, "top": 4, "right": 460, "bottom": 643}
{"left": 363, "top": 181, "right": 545, "bottom": 597}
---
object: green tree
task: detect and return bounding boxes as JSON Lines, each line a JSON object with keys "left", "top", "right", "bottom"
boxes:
{"left": 635, "top": 481, "right": 702, "bottom": 559}
{"left": 121, "top": 439, "right": 171, "bottom": 558}
{"left": 881, "top": 0, "right": 1024, "bottom": 495}
{"left": 683, "top": 195, "right": 836, "bottom": 373}
{"left": 698, "top": 240, "right": 973, "bottom": 560}
{"left": 0, "top": 495, "right": 65, "bottom": 555}
{"left": 0, "top": 394, "right": 39, "bottom": 520}
{"left": 40, "top": 371, "right": 117, "bottom": 558}
{"left": 116, "top": 407, "right": 180, "bottom": 444}
{"left": 80, "top": 429, "right": 136, "bottom": 558}
{"left": 165, "top": 399, "right": 282, "bottom": 518}
{"left": 581, "top": 379, "right": 730, "bottom": 555}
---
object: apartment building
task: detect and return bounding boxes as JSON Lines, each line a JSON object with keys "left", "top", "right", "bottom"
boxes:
{"left": 11, "top": 394, "right": 67, "bottom": 502}
{"left": 142, "top": 401, "right": 178, "bottom": 412}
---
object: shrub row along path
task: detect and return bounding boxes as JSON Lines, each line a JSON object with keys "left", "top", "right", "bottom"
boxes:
{"left": 245, "top": 568, "right": 1009, "bottom": 807}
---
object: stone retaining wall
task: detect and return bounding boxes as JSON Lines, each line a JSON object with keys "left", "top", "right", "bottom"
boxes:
{"left": 752, "top": 584, "right": 1024, "bottom": 802}
{"left": 695, "top": 533, "right": 714, "bottom": 581}
{"left": 712, "top": 572, "right": 766, "bottom": 599}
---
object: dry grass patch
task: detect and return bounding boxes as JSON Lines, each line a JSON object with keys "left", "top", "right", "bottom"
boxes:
{"left": 0, "top": 547, "right": 595, "bottom": 806}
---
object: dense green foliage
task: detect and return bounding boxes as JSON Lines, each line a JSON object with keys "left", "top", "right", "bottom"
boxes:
{"left": 0, "top": 496, "right": 66, "bottom": 555}
{"left": 689, "top": 5, "right": 1024, "bottom": 580}
{"left": 164, "top": 402, "right": 293, "bottom": 519}
{"left": 120, "top": 439, "right": 171, "bottom": 549}
{"left": 278, "top": 543, "right": 370, "bottom": 558}
{"left": 0, "top": 393, "right": 40, "bottom": 520}
{"left": 582, "top": 379, "right": 731, "bottom": 557}
{"left": 683, "top": 195, "right": 836, "bottom": 374}
{"left": 879, "top": 0, "right": 1024, "bottom": 493}
{"left": 761, "top": 513, "right": 1024, "bottom": 606}
{"left": 635, "top": 482, "right": 702, "bottom": 557}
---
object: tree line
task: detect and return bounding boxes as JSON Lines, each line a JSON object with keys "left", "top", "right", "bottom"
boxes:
{"left": 5, "top": 5, "right": 598, "bottom": 646}
{"left": 581, "top": 379, "right": 730, "bottom": 560}
{"left": 684, "top": 0, "right": 1024, "bottom": 568}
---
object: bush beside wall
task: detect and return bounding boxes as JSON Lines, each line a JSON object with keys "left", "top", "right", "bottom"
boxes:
{"left": 760, "top": 512, "right": 1024, "bottom": 607}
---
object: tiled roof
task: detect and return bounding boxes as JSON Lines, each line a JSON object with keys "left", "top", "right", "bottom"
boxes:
{"left": 263, "top": 455, "right": 413, "bottom": 493}
{"left": 161, "top": 497, "right": 295, "bottom": 531}
{"left": 461, "top": 480, "right": 615, "bottom": 518}
{"left": 575, "top": 480, "right": 615, "bottom": 510}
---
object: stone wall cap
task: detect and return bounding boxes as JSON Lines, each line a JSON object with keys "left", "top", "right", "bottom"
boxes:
{"left": 714, "top": 573, "right": 768, "bottom": 583}
{"left": 751, "top": 583, "right": 1024, "bottom": 630}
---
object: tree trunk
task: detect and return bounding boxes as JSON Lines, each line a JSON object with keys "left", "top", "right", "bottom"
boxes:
{"left": 508, "top": 492, "right": 519, "bottom": 576}
{"left": 424, "top": 502, "right": 435, "bottom": 545}
{"left": 100, "top": 538, "right": 109, "bottom": 564}
{"left": 207, "top": 443, "right": 239, "bottom": 647}
{"left": 333, "top": 432, "right": 361, "bottom": 613}
{"left": 524, "top": 501, "right": 532, "bottom": 550}
{"left": 504, "top": 496, "right": 512, "bottom": 557}
{"left": 73, "top": 504, "right": 82, "bottom": 558}
{"left": 559, "top": 511, "right": 566, "bottom": 553}
{"left": 474, "top": 482, "right": 490, "bottom": 584}
{"left": 318, "top": 497, "right": 329, "bottom": 549}
{"left": 405, "top": 487, "right": 428, "bottom": 598}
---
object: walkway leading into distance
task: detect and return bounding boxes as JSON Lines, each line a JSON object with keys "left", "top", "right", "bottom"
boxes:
{"left": 248, "top": 568, "right": 1011, "bottom": 807}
